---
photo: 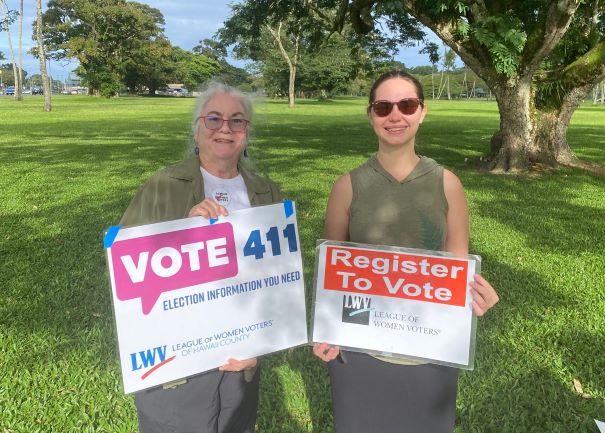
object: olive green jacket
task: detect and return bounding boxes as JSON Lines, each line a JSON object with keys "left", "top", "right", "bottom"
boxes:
{"left": 120, "top": 156, "right": 282, "bottom": 227}
{"left": 119, "top": 156, "right": 282, "bottom": 383}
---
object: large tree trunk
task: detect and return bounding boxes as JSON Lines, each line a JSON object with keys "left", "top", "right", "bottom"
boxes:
{"left": 533, "top": 86, "right": 593, "bottom": 166}
{"left": 533, "top": 113, "right": 576, "bottom": 166}
{"left": 36, "top": 0, "right": 51, "bottom": 111}
{"left": 489, "top": 81, "right": 586, "bottom": 171}
{"left": 489, "top": 81, "right": 534, "bottom": 171}
{"left": 287, "top": 64, "right": 296, "bottom": 108}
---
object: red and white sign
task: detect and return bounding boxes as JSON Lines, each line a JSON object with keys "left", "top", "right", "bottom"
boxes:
{"left": 312, "top": 241, "right": 478, "bottom": 369}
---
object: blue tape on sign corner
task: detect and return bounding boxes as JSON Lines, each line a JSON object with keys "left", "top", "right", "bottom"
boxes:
{"left": 283, "top": 200, "right": 294, "bottom": 218}
{"left": 103, "top": 225, "right": 121, "bottom": 249}
{"left": 209, "top": 218, "right": 218, "bottom": 225}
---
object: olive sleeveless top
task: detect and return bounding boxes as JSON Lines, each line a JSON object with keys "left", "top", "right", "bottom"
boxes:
{"left": 349, "top": 154, "right": 448, "bottom": 364}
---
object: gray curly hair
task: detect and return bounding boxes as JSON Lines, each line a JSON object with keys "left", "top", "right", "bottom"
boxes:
{"left": 191, "top": 80, "right": 254, "bottom": 154}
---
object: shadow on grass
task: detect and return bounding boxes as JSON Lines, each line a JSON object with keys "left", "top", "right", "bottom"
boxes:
{"left": 458, "top": 366, "right": 605, "bottom": 433}
{"left": 455, "top": 251, "right": 605, "bottom": 432}
{"left": 1, "top": 98, "right": 603, "bottom": 432}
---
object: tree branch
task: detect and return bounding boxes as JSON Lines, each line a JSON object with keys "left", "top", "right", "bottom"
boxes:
{"left": 401, "top": 0, "right": 499, "bottom": 85}
{"left": 350, "top": 0, "right": 374, "bottom": 34}
{"left": 519, "top": 0, "right": 581, "bottom": 78}
{"left": 266, "top": 22, "right": 294, "bottom": 69}
{"left": 467, "top": 0, "right": 488, "bottom": 23}
{"left": 560, "top": 39, "right": 605, "bottom": 88}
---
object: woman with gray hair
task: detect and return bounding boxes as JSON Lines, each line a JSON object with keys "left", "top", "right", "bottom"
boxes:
{"left": 120, "top": 81, "right": 282, "bottom": 433}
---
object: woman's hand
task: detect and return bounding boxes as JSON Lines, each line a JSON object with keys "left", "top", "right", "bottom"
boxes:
{"left": 188, "top": 198, "right": 229, "bottom": 220}
{"left": 470, "top": 274, "right": 499, "bottom": 316}
{"left": 313, "top": 342, "right": 340, "bottom": 362}
{"left": 219, "top": 357, "right": 257, "bottom": 372}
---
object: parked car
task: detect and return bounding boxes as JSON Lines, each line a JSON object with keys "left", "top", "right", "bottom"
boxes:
{"left": 171, "top": 88, "right": 189, "bottom": 96}
{"left": 4, "top": 86, "right": 15, "bottom": 95}
{"left": 31, "top": 87, "right": 43, "bottom": 95}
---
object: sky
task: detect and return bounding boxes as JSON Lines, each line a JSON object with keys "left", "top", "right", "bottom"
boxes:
{"left": 0, "top": 0, "right": 436, "bottom": 83}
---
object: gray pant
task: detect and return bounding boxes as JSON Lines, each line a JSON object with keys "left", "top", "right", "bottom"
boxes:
{"left": 135, "top": 368, "right": 260, "bottom": 433}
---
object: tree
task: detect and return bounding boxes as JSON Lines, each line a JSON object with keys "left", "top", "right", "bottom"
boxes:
{"left": 341, "top": 0, "right": 605, "bottom": 171}
{"left": 437, "top": 47, "right": 456, "bottom": 100}
{"left": 220, "top": 6, "right": 305, "bottom": 107}
{"left": 296, "top": 28, "right": 401, "bottom": 98}
{"left": 169, "top": 47, "right": 221, "bottom": 91}
{"left": 35, "top": 0, "right": 51, "bottom": 111}
{"left": 594, "top": 79, "right": 605, "bottom": 104}
{"left": 17, "top": 0, "right": 23, "bottom": 100}
{"left": 193, "top": 38, "right": 252, "bottom": 88}
{"left": 407, "top": 65, "right": 434, "bottom": 75}
{"left": 42, "top": 0, "right": 166, "bottom": 97}
{"left": 0, "top": 51, "right": 5, "bottom": 88}
{"left": 219, "top": 1, "right": 400, "bottom": 105}
{"left": 0, "top": 62, "right": 27, "bottom": 86}
{"left": 0, "top": 0, "right": 20, "bottom": 99}
{"left": 420, "top": 42, "right": 439, "bottom": 99}
{"left": 193, "top": 38, "right": 227, "bottom": 62}
{"left": 123, "top": 36, "right": 173, "bottom": 95}
{"left": 219, "top": 0, "right": 330, "bottom": 107}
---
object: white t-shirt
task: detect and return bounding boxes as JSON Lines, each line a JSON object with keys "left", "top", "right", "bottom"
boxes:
{"left": 201, "top": 167, "right": 251, "bottom": 212}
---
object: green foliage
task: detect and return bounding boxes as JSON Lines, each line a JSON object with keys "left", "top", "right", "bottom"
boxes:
{"left": 471, "top": 15, "right": 526, "bottom": 78}
{"left": 169, "top": 47, "right": 221, "bottom": 91}
{"left": 123, "top": 36, "right": 173, "bottom": 95}
{"left": 219, "top": 1, "right": 398, "bottom": 101}
{"left": 0, "top": 96, "right": 604, "bottom": 432}
{"left": 534, "top": 78, "right": 569, "bottom": 108}
{"left": 456, "top": 18, "right": 470, "bottom": 39}
{"left": 192, "top": 38, "right": 252, "bottom": 88}
{"left": 0, "top": 63, "right": 27, "bottom": 86}
{"left": 408, "top": 65, "right": 436, "bottom": 75}
{"left": 192, "top": 38, "right": 228, "bottom": 62}
{"left": 42, "top": 0, "right": 166, "bottom": 96}
{"left": 297, "top": 33, "right": 355, "bottom": 97}
{"left": 420, "top": 42, "right": 440, "bottom": 66}
{"left": 98, "top": 70, "right": 123, "bottom": 98}
{"left": 534, "top": 2, "right": 605, "bottom": 108}
{"left": 0, "top": 3, "right": 19, "bottom": 31}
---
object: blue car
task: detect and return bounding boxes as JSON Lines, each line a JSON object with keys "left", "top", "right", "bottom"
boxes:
{"left": 4, "top": 86, "right": 15, "bottom": 95}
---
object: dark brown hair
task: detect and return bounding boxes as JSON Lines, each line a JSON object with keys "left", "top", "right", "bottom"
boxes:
{"left": 367, "top": 70, "right": 425, "bottom": 113}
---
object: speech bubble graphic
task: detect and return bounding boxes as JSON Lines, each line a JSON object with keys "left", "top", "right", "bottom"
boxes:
{"left": 110, "top": 223, "right": 238, "bottom": 314}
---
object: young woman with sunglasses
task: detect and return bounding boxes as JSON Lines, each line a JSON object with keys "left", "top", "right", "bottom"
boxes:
{"left": 313, "top": 70, "right": 499, "bottom": 433}
{"left": 120, "top": 81, "right": 281, "bottom": 433}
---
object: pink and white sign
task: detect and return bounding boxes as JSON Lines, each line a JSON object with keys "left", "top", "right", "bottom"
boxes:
{"left": 110, "top": 223, "right": 238, "bottom": 314}
{"left": 105, "top": 202, "right": 308, "bottom": 394}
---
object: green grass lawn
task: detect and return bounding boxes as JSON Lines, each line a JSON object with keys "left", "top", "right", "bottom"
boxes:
{"left": 1, "top": 95, "right": 604, "bottom": 433}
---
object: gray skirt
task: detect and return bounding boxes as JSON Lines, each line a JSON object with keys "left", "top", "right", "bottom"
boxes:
{"left": 328, "top": 352, "right": 459, "bottom": 433}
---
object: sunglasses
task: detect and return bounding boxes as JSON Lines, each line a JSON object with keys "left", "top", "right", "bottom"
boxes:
{"left": 370, "top": 98, "right": 424, "bottom": 117}
{"left": 198, "top": 115, "right": 249, "bottom": 132}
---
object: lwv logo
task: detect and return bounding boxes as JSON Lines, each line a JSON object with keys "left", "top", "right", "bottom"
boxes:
{"left": 342, "top": 295, "right": 372, "bottom": 325}
{"left": 130, "top": 345, "right": 176, "bottom": 379}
